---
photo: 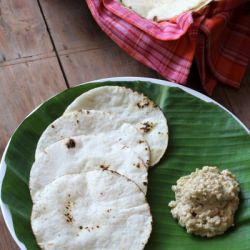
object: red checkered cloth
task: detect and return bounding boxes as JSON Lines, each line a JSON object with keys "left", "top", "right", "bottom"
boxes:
{"left": 86, "top": 0, "right": 250, "bottom": 94}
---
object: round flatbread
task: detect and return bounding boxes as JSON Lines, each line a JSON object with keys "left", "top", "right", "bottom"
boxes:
{"left": 30, "top": 124, "right": 150, "bottom": 200}
{"left": 31, "top": 170, "right": 152, "bottom": 250}
{"left": 119, "top": 0, "right": 213, "bottom": 21}
{"left": 65, "top": 86, "right": 168, "bottom": 166}
{"left": 36, "top": 110, "right": 136, "bottom": 159}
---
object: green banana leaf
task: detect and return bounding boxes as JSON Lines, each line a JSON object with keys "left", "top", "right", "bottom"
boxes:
{"left": 1, "top": 81, "right": 250, "bottom": 250}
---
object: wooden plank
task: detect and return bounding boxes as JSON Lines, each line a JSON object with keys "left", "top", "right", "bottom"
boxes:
{"left": 0, "top": 58, "right": 66, "bottom": 155}
{"left": 211, "top": 84, "right": 233, "bottom": 111}
{"left": 222, "top": 65, "right": 250, "bottom": 128}
{"left": 0, "top": 0, "right": 53, "bottom": 63}
{"left": 39, "top": 0, "right": 158, "bottom": 86}
{"left": 0, "top": 211, "right": 19, "bottom": 250}
{"left": 38, "top": 0, "right": 111, "bottom": 53}
{"left": 0, "top": 57, "right": 66, "bottom": 249}
{"left": 60, "top": 45, "right": 158, "bottom": 86}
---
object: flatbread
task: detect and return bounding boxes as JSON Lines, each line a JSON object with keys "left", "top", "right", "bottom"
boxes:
{"left": 31, "top": 170, "right": 152, "bottom": 250}
{"left": 119, "top": 0, "right": 213, "bottom": 21}
{"left": 30, "top": 124, "right": 149, "bottom": 200}
{"left": 35, "top": 110, "right": 144, "bottom": 159}
{"left": 65, "top": 86, "right": 168, "bottom": 166}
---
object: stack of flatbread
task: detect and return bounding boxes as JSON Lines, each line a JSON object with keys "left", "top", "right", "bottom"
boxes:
{"left": 29, "top": 86, "right": 169, "bottom": 250}
{"left": 119, "top": 0, "right": 213, "bottom": 21}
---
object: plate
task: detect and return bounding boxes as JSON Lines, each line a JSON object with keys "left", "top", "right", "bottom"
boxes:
{"left": 1, "top": 77, "right": 250, "bottom": 250}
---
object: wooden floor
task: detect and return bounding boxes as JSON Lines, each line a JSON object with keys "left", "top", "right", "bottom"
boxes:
{"left": 0, "top": 0, "right": 249, "bottom": 249}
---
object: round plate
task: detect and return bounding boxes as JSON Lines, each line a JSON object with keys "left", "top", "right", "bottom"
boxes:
{"left": 1, "top": 77, "right": 249, "bottom": 250}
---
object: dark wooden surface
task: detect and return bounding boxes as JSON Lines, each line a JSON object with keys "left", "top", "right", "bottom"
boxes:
{"left": 0, "top": 0, "right": 249, "bottom": 249}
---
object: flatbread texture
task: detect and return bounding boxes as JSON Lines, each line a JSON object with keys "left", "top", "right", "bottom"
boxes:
{"left": 31, "top": 170, "right": 152, "bottom": 250}
{"left": 119, "top": 0, "right": 213, "bottom": 21}
{"left": 65, "top": 86, "right": 168, "bottom": 166}
{"left": 35, "top": 110, "right": 141, "bottom": 159}
{"left": 30, "top": 125, "right": 150, "bottom": 200}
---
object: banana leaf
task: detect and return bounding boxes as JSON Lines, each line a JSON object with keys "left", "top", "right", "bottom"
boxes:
{"left": 1, "top": 80, "right": 250, "bottom": 250}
